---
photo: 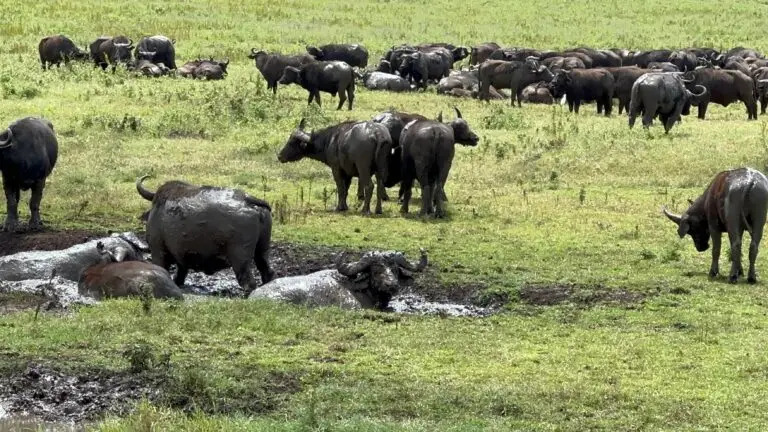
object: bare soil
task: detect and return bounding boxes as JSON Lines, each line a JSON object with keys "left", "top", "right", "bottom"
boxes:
{"left": 518, "top": 283, "right": 648, "bottom": 307}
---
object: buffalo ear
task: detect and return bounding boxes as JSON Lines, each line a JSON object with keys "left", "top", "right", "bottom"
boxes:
{"left": 678, "top": 220, "right": 690, "bottom": 238}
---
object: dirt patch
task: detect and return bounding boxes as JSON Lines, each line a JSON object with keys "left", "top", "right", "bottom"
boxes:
{"left": 0, "top": 229, "right": 106, "bottom": 258}
{"left": 518, "top": 283, "right": 647, "bottom": 307}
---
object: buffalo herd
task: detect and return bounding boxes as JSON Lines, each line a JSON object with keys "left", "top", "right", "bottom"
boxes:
{"left": 2, "top": 36, "right": 766, "bottom": 309}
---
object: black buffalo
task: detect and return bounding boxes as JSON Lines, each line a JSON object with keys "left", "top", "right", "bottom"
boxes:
{"left": 628, "top": 72, "right": 708, "bottom": 133}
{"left": 134, "top": 35, "right": 176, "bottom": 69}
{"left": 469, "top": 42, "right": 500, "bottom": 65}
{"left": 306, "top": 44, "right": 369, "bottom": 68}
{"left": 279, "top": 61, "right": 356, "bottom": 110}
{"left": 628, "top": 50, "right": 672, "bottom": 68}
{"left": 400, "top": 107, "right": 479, "bottom": 217}
{"left": 478, "top": 57, "right": 554, "bottom": 105}
{"left": 248, "top": 49, "right": 316, "bottom": 95}
{"left": 604, "top": 66, "right": 651, "bottom": 114}
{"left": 278, "top": 119, "right": 392, "bottom": 215}
{"left": 683, "top": 68, "right": 758, "bottom": 120}
{"left": 192, "top": 58, "right": 229, "bottom": 80}
{"left": 0, "top": 117, "right": 58, "bottom": 232}
{"left": 398, "top": 51, "right": 430, "bottom": 89}
{"left": 549, "top": 68, "right": 615, "bottom": 116}
{"left": 137, "top": 176, "right": 274, "bottom": 293}
{"left": 90, "top": 35, "right": 134, "bottom": 72}
{"left": 38, "top": 35, "right": 88, "bottom": 69}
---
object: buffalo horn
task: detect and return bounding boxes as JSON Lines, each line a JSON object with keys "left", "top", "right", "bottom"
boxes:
{"left": 136, "top": 175, "right": 156, "bottom": 201}
{"left": 336, "top": 253, "right": 371, "bottom": 276}
{"left": 662, "top": 206, "right": 682, "bottom": 225}
{"left": 759, "top": 79, "right": 768, "bottom": 83}
{"left": 692, "top": 85, "right": 707, "bottom": 96}
{"left": 0, "top": 128, "right": 13, "bottom": 148}
{"left": 113, "top": 247, "right": 129, "bottom": 263}
{"left": 395, "top": 248, "right": 428, "bottom": 272}
{"left": 454, "top": 106, "right": 463, "bottom": 119}
{"left": 251, "top": 47, "right": 258, "bottom": 55}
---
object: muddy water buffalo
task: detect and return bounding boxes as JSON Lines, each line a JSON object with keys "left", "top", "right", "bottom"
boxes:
{"left": 0, "top": 117, "right": 58, "bottom": 232}
{"left": 663, "top": 167, "right": 768, "bottom": 283}
{"left": 0, "top": 232, "right": 147, "bottom": 282}
{"left": 129, "top": 59, "right": 170, "bottom": 77}
{"left": 521, "top": 82, "right": 554, "bottom": 104}
{"left": 192, "top": 58, "right": 229, "bottom": 80}
{"left": 400, "top": 107, "right": 479, "bottom": 217}
{"left": 420, "top": 47, "right": 454, "bottom": 80}
{"left": 478, "top": 58, "right": 554, "bottom": 106}
{"left": 549, "top": 68, "right": 615, "bottom": 116}
{"left": 279, "top": 61, "right": 356, "bottom": 110}
{"left": 90, "top": 35, "right": 133, "bottom": 72}
{"left": 306, "top": 44, "right": 368, "bottom": 68}
{"left": 469, "top": 42, "right": 500, "bottom": 65}
{"left": 278, "top": 119, "right": 391, "bottom": 214}
{"left": 398, "top": 52, "right": 429, "bottom": 90}
{"left": 78, "top": 241, "right": 183, "bottom": 300}
{"left": 134, "top": 35, "right": 176, "bottom": 69}
{"left": 38, "top": 35, "right": 88, "bottom": 69}
{"left": 250, "top": 249, "right": 428, "bottom": 310}
{"left": 248, "top": 49, "right": 316, "bottom": 95}
{"left": 605, "top": 66, "right": 651, "bottom": 114}
{"left": 436, "top": 69, "right": 478, "bottom": 94}
{"left": 361, "top": 71, "right": 412, "bottom": 92}
{"left": 683, "top": 68, "right": 758, "bottom": 120}
{"left": 628, "top": 72, "right": 708, "bottom": 133}
{"left": 669, "top": 50, "right": 697, "bottom": 72}
{"left": 177, "top": 59, "right": 202, "bottom": 77}
{"left": 136, "top": 176, "right": 274, "bottom": 293}
{"left": 648, "top": 62, "right": 679, "bottom": 72}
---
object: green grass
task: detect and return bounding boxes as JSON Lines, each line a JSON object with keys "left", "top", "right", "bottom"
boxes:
{"left": 2, "top": 0, "right": 768, "bottom": 430}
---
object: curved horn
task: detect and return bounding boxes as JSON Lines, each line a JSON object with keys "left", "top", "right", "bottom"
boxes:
{"left": 454, "top": 106, "right": 463, "bottom": 119}
{"left": 662, "top": 206, "right": 682, "bottom": 225}
{"left": 0, "top": 128, "right": 13, "bottom": 149}
{"left": 336, "top": 253, "right": 371, "bottom": 277}
{"left": 223, "top": 58, "right": 230, "bottom": 66}
{"left": 759, "top": 79, "right": 768, "bottom": 84}
{"left": 251, "top": 47, "right": 258, "bottom": 55}
{"left": 136, "top": 175, "right": 156, "bottom": 201}
{"left": 96, "top": 241, "right": 117, "bottom": 262}
{"left": 681, "top": 71, "right": 695, "bottom": 83}
{"left": 396, "top": 248, "right": 428, "bottom": 272}
{"left": 113, "top": 246, "right": 129, "bottom": 262}
{"left": 692, "top": 84, "right": 707, "bottom": 96}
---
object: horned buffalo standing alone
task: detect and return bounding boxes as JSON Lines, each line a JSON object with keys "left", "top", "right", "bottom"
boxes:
{"left": 248, "top": 49, "right": 316, "bottom": 95}
{"left": 134, "top": 35, "right": 176, "bottom": 69}
{"left": 278, "top": 119, "right": 392, "bottom": 214}
{"left": 478, "top": 58, "right": 554, "bottom": 106}
{"left": 90, "top": 35, "right": 133, "bottom": 72}
{"left": 400, "top": 108, "right": 479, "bottom": 217}
{"left": 549, "top": 68, "right": 615, "bottom": 116}
{"left": 663, "top": 167, "right": 768, "bottom": 283}
{"left": 0, "top": 117, "right": 58, "bottom": 232}
{"left": 279, "top": 61, "right": 356, "bottom": 110}
{"left": 628, "top": 72, "right": 708, "bottom": 133}
{"left": 136, "top": 176, "right": 274, "bottom": 293}
{"left": 683, "top": 68, "right": 758, "bottom": 120}
{"left": 306, "top": 44, "right": 369, "bottom": 68}
{"left": 38, "top": 35, "right": 88, "bottom": 69}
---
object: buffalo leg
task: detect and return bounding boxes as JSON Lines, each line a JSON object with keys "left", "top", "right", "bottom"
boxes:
{"left": 748, "top": 226, "right": 763, "bottom": 283}
{"left": 314, "top": 91, "right": 322, "bottom": 107}
{"left": 728, "top": 230, "right": 744, "bottom": 283}
{"left": 574, "top": 100, "right": 581, "bottom": 113}
{"left": 748, "top": 99, "right": 758, "bottom": 121}
{"left": 332, "top": 170, "right": 350, "bottom": 212}
{"left": 697, "top": 103, "right": 708, "bottom": 120}
{"left": 337, "top": 87, "right": 346, "bottom": 110}
{"left": 28, "top": 180, "right": 46, "bottom": 230}
{"left": 254, "top": 249, "right": 275, "bottom": 285}
{"left": 174, "top": 266, "right": 189, "bottom": 286}
{"left": 358, "top": 170, "right": 373, "bottom": 215}
{"left": 374, "top": 173, "right": 385, "bottom": 215}
{"left": 347, "top": 86, "right": 354, "bottom": 110}
{"left": 604, "top": 96, "right": 613, "bottom": 116}
{"left": 709, "top": 232, "right": 721, "bottom": 277}
{"left": 597, "top": 101, "right": 603, "bottom": 115}
{"left": 272, "top": 82, "right": 278, "bottom": 95}
{"left": 419, "top": 183, "right": 432, "bottom": 216}
{"left": 400, "top": 177, "right": 414, "bottom": 214}
{"left": 230, "top": 251, "right": 259, "bottom": 294}
{"left": 567, "top": 100, "right": 574, "bottom": 112}
{"left": 357, "top": 179, "right": 365, "bottom": 201}
{"left": 307, "top": 91, "right": 314, "bottom": 105}
{"left": 3, "top": 183, "right": 20, "bottom": 232}
{"left": 641, "top": 105, "right": 655, "bottom": 128}
{"left": 761, "top": 96, "right": 767, "bottom": 115}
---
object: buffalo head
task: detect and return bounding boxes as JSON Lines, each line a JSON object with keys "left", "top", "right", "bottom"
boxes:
{"left": 336, "top": 248, "right": 428, "bottom": 309}
{"left": 452, "top": 46, "right": 470, "bottom": 63}
{"left": 306, "top": 45, "right": 324, "bottom": 59}
{"left": 112, "top": 37, "right": 134, "bottom": 61}
{"left": 663, "top": 205, "right": 710, "bottom": 252}
{"left": 278, "top": 66, "right": 300, "bottom": 85}
{"left": 446, "top": 107, "right": 479, "bottom": 146}
{"left": 549, "top": 70, "right": 571, "bottom": 98}
{"left": 398, "top": 52, "right": 421, "bottom": 74}
{"left": 278, "top": 118, "right": 312, "bottom": 163}
{"left": 377, "top": 59, "right": 392, "bottom": 74}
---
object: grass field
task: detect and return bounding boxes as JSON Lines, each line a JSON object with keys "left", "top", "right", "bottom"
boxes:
{"left": 3, "top": 0, "right": 768, "bottom": 430}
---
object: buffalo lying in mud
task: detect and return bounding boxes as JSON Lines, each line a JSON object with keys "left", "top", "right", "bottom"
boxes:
{"left": 278, "top": 119, "right": 392, "bottom": 215}
{"left": 250, "top": 249, "right": 428, "bottom": 310}
{"left": 663, "top": 167, "right": 768, "bottom": 283}
{"left": 628, "top": 72, "right": 708, "bottom": 133}
{"left": 549, "top": 68, "right": 615, "bottom": 116}
{"left": 306, "top": 43, "right": 369, "bottom": 68}
{"left": 400, "top": 107, "right": 479, "bottom": 217}
{"left": 478, "top": 57, "right": 554, "bottom": 106}
{"left": 134, "top": 35, "right": 176, "bottom": 69}
{"left": 361, "top": 71, "right": 412, "bottom": 92}
{"left": 0, "top": 232, "right": 148, "bottom": 282}
{"left": 192, "top": 58, "right": 229, "bottom": 80}
{"left": 79, "top": 241, "right": 183, "bottom": 300}
{"left": 248, "top": 49, "right": 316, "bottom": 95}
{"left": 38, "top": 35, "right": 88, "bottom": 69}
{"left": 136, "top": 176, "right": 274, "bottom": 294}
{"left": 129, "top": 59, "right": 171, "bottom": 77}
{"left": 90, "top": 36, "right": 133, "bottom": 72}
{"left": 279, "top": 61, "right": 356, "bottom": 110}
{"left": 0, "top": 117, "right": 58, "bottom": 232}
{"left": 521, "top": 81, "right": 554, "bottom": 104}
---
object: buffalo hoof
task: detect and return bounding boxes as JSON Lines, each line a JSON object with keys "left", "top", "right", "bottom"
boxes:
{"left": 708, "top": 269, "right": 719, "bottom": 278}
{"left": 748, "top": 275, "right": 758, "bottom": 284}
{"left": 28, "top": 219, "right": 43, "bottom": 231}
{"left": 728, "top": 274, "right": 739, "bottom": 284}
{"left": 2, "top": 220, "right": 18, "bottom": 233}
{"left": 335, "top": 206, "right": 348, "bottom": 212}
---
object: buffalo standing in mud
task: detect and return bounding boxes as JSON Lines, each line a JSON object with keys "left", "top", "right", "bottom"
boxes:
{"left": 279, "top": 61, "right": 356, "bottom": 110}
{"left": 248, "top": 49, "right": 316, "bottom": 95}
{"left": 682, "top": 68, "right": 758, "bottom": 120}
{"left": 0, "top": 117, "right": 58, "bottom": 232}
{"left": 478, "top": 58, "right": 554, "bottom": 106}
{"left": 250, "top": 249, "right": 428, "bottom": 310}
{"left": 38, "top": 35, "right": 88, "bottom": 69}
{"left": 90, "top": 36, "right": 133, "bottom": 72}
{"left": 400, "top": 107, "right": 479, "bottom": 217}
{"left": 278, "top": 119, "right": 392, "bottom": 214}
{"left": 306, "top": 44, "right": 369, "bottom": 68}
{"left": 663, "top": 167, "right": 768, "bottom": 283}
{"left": 136, "top": 176, "right": 274, "bottom": 294}
{"left": 628, "top": 72, "right": 708, "bottom": 133}
{"left": 549, "top": 68, "right": 615, "bottom": 116}
{"left": 134, "top": 35, "right": 176, "bottom": 70}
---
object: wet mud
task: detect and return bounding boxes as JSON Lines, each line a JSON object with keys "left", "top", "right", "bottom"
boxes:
{"left": 518, "top": 283, "right": 648, "bottom": 307}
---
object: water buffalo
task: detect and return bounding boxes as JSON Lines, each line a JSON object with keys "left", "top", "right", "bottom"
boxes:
{"left": 248, "top": 49, "right": 316, "bottom": 95}
{"left": 278, "top": 119, "right": 391, "bottom": 214}
{"left": 723, "top": 57, "right": 751, "bottom": 76}
{"left": 568, "top": 47, "right": 622, "bottom": 67}
{"left": 38, "top": 35, "right": 88, "bottom": 69}
{"left": 0, "top": 117, "right": 58, "bottom": 232}
{"left": 539, "top": 51, "right": 593, "bottom": 68}
{"left": 420, "top": 47, "right": 454, "bottom": 80}
{"left": 192, "top": 58, "right": 229, "bottom": 80}
{"left": 306, "top": 44, "right": 369, "bottom": 68}
{"left": 279, "top": 61, "right": 356, "bottom": 110}
{"left": 628, "top": 50, "right": 672, "bottom": 68}
{"left": 382, "top": 45, "right": 417, "bottom": 73}
{"left": 669, "top": 50, "right": 697, "bottom": 72}
{"left": 469, "top": 42, "right": 500, "bottom": 65}
{"left": 628, "top": 72, "right": 708, "bottom": 133}
{"left": 682, "top": 68, "right": 758, "bottom": 120}
{"left": 78, "top": 241, "right": 183, "bottom": 300}
{"left": 521, "top": 82, "right": 554, "bottom": 104}
{"left": 648, "top": 62, "right": 680, "bottom": 72}
{"left": 398, "top": 52, "right": 429, "bottom": 90}
{"left": 376, "top": 59, "right": 392, "bottom": 73}
{"left": 605, "top": 66, "right": 651, "bottom": 114}
{"left": 549, "top": 68, "right": 615, "bottom": 116}
{"left": 415, "top": 43, "right": 470, "bottom": 64}
{"left": 719, "top": 47, "right": 763, "bottom": 64}
{"left": 400, "top": 107, "right": 479, "bottom": 217}
{"left": 134, "top": 35, "right": 176, "bottom": 69}
{"left": 129, "top": 58, "right": 170, "bottom": 77}
{"left": 178, "top": 59, "right": 202, "bottom": 78}
{"left": 136, "top": 176, "right": 274, "bottom": 294}
{"left": 0, "top": 232, "right": 147, "bottom": 282}
{"left": 250, "top": 249, "right": 428, "bottom": 310}
{"left": 541, "top": 56, "right": 586, "bottom": 72}
{"left": 90, "top": 35, "right": 133, "bottom": 72}
{"left": 361, "top": 71, "right": 412, "bottom": 91}
{"left": 663, "top": 167, "right": 768, "bottom": 283}
{"left": 436, "top": 69, "right": 478, "bottom": 94}
{"left": 478, "top": 58, "right": 554, "bottom": 106}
